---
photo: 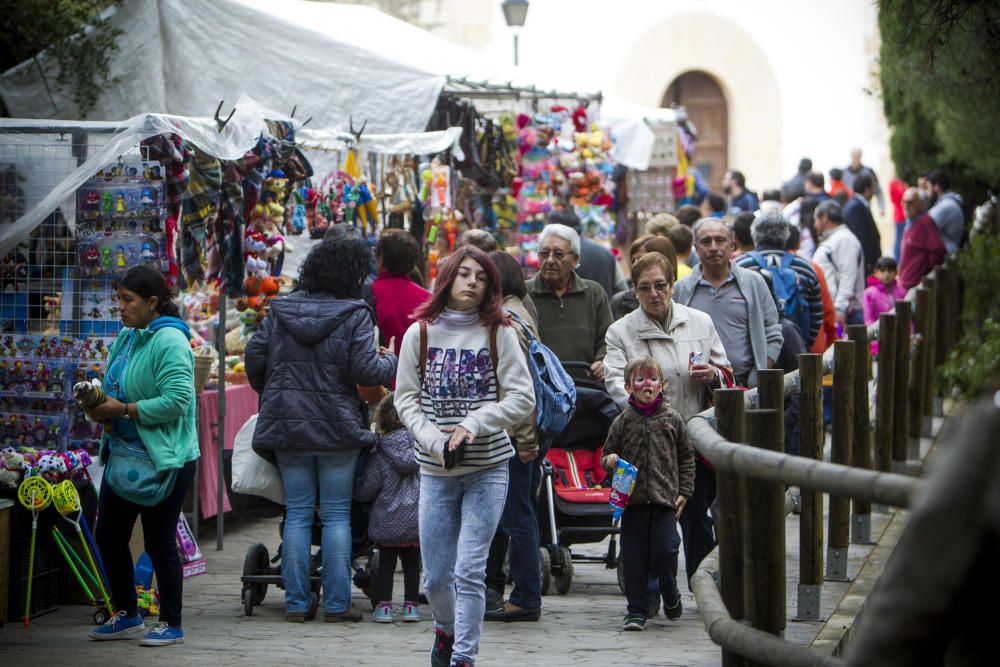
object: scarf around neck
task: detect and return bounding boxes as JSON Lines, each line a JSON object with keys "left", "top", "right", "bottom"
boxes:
{"left": 629, "top": 394, "right": 664, "bottom": 418}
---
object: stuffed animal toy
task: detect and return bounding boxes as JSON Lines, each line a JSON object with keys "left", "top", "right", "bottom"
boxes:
{"left": 0, "top": 448, "right": 26, "bottom": 486}
{"left": 237, "top": 275, "right": 263, "bottom": 314}
{"left": 36, "top": 453, "right": 67, "bottom": 482}
{"left": 73, "top": 378, "right": 107, "bottom": 409}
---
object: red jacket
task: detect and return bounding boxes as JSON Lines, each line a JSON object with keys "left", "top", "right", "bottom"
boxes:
{"left": 372, "top": 272, "right": 430, "bottom": 357}
{"left": 898, "top": 213, "right": 946, "bottom": 290}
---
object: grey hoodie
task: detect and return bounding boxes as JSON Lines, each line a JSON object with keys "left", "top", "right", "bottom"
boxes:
{"left": 928, "top": 191, "right": 965, "bottom": 253}
{"left": 246, "top": 291, "right": 397, "bottom": 455}
{"left": 355, "top": 429, "right": 420, "bottom": 544}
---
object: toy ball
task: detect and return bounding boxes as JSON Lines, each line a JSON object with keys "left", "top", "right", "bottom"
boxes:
{"left": 52, "top": 480, "right": 82, "bottom": 516}
{"left": 18, "top": 475, "right": 53, "bottom": 510}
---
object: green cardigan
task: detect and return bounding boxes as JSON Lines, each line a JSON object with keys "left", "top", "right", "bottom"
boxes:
{"left": 526, "top": 271, "right": 613, "bottom": 365}
{"left": 99, "top": 326, "right": 199, "bottom": 472}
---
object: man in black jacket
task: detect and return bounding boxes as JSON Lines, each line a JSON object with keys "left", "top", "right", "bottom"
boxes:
{"left": 842, "top": 173, "right": 882, "bottom": 276}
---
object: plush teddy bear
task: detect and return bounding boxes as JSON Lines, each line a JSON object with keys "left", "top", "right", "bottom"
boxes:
{"left": 1, "top": 448, "right": 27, "bottom": 486}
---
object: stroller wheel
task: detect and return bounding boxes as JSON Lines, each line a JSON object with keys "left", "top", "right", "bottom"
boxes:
{"left": 553, "top": 546, "right": 573, "bottom": 595}
{"left": 243, "top": 585, "right": 255, "bottom": 617}
{"left": 539, "top": 548, "right": 551, "bottom": 596}
{"left": 243, "top": 543, "right": 271, "bottom": 612}
{"left": 93, "top": 609, "right": 108, "bottom": 625}
{"left": 616, "top": 556, "right": 626, "bottom": 595}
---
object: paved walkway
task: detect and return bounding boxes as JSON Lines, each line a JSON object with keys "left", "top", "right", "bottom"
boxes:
{"left": 6, "top": 408, "right": 954, "bottom": 667}
{"left": 3, "top": 504, "right": 896, "bottom": 667}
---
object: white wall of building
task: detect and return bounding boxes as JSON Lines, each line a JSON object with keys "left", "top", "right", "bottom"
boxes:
{"left": 422, "top": 0, "right": 894, "bottom": 223}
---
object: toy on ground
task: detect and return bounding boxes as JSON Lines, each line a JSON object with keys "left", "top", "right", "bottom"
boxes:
{"left": 17, "top": 475, "right": 52, "bottom": 627}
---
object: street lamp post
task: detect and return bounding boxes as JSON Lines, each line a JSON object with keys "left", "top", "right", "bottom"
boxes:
{"left": 501, "top": 0, "right": 529, "bottom": 66}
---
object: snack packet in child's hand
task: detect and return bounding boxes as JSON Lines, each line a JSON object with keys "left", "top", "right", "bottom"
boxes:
{"left": 609, "top": 458, "right": 638, "bottom": 520}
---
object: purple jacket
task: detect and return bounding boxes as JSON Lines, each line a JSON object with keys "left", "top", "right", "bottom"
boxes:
{"left": 863, "top": 276, "right": 906, "bottom": 327}
{"left": 354, "top": 429, "right": 419, "bottom": 545}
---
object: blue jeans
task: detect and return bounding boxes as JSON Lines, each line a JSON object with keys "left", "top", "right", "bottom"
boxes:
{"left": 499, "top": 453, "right": 544, "bottom": 609}
{"left": 276, "top": 449, "right": 359, "bottom": 614}
{"left": 421, "top": 465, "right": 508, "bottom": 665}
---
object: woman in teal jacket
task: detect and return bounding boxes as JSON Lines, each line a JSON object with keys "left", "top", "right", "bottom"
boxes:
{"left": 86, "top": 266, "right": 198, "bottom": 647}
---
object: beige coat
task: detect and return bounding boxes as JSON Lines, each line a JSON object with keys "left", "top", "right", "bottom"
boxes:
{"left": 604, "top": 303, "right": 731, "bottom": 419}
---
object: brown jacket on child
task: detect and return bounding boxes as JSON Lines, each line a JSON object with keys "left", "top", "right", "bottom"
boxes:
{"left": 601, "top": 400, "right": 695, "bottom": 508}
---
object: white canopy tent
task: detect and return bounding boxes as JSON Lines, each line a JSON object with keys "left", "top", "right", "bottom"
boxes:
{"left": 0, "top": 0, "right": 597, "bottom": 132}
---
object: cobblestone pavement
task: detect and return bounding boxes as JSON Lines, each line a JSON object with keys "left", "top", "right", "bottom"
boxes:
{"left": 3, "top": 500, "right": 893, "bottom": 667}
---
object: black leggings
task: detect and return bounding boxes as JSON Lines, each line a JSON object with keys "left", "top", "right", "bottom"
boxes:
{"left": 95, "top": 460, "right": 196, "bottom": 627}
{"left": 374, "top": 546, "right": 420, "bottom": 603}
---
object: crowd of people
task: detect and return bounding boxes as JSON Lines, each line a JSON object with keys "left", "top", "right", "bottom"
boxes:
{"left": 84, "top": 151, "right": 963, "bottom": 666}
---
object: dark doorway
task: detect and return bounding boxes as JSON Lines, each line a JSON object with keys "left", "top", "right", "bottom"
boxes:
{"left": 663, "top": 71, "right": 729, "bottom": 192}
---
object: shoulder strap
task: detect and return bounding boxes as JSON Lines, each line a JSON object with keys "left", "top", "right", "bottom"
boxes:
{"left": 748, "top": 251, "right": 767, "bottom": 269}
{"left": 780, "top": 252, "right": 796, "bottom": 271}
{"left": 489, "top": 323, "right": 499, "bottom": 371}
{"left": 419, "top": 321, "right": 428, "bottom": 384}
{"left": 504, "top": 308, "right": 536, "bottom": 342}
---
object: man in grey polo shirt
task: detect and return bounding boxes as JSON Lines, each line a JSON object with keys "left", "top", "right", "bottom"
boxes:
{"left": 673, "top": 218, "right": 783, "bottom": 388}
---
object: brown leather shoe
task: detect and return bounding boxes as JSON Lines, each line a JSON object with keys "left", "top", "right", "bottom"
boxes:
{"left": 323, "top": 605, "right": 363, "bottom": 622}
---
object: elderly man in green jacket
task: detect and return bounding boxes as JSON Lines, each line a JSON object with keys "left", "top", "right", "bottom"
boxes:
{"left": 526, "top": 223, "right": 614, "bottom": 380}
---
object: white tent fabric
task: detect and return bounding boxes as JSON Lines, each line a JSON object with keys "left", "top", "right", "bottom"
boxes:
{"left": 599, "top": 96, "right": 680, "bottom": 171}
{"left": 0, "top": 96, "right": 282, "bottom": 255}
{"left": 0, "top": 0, "right": 446, "bottom": 134}
{"left": 296, "top": 126, "right": 463, "bottom": 156}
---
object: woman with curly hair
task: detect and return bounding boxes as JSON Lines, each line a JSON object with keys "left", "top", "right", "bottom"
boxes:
{"left": 395, "top": 247, "right": 534, "bottom": 667}
{"left": 246, "top": 238, "right": 397, "bottom": 622}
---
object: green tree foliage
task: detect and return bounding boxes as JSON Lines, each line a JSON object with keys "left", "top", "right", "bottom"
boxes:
{"left": 880, "top": 1, "right": 1000, "bottom": 397}
{"left": 877, "top": 1, "right": 1000, "bottom": 202}
{"left": 0, "top": 0, "right": 121, "bottom": 117}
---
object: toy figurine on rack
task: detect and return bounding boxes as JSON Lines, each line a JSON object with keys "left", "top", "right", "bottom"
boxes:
{"left": 101, "top": 191, "right": 113, "bottom": 215}
{"left": 115, "top": 246, "right": 126, "bottom": 270}
{"left": 115, "top": 192, "right": 126, "bottom": 215}
{"left": 42, "top": 294, "right": 61, "bottom": 335}
{"left": 101, "top": 247, "right": 112, "bottom": 273}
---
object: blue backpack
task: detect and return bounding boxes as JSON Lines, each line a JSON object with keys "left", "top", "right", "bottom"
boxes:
{"left": 749, "top": 251, "right": 810, "bottom": 343}
{"left": 506, "top": 310, "right": 577, "bottom": 437}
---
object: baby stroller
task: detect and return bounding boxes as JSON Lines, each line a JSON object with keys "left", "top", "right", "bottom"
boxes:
{"left": 240, "top": 500, "right": 378, "bottom": 617}
{"left": 537, "top": 361, "right": 624, "bottom": 595}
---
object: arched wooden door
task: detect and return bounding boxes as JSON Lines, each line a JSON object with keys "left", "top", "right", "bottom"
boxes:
{"left": 663, "top": 72, "right": 728, "bottom": 192}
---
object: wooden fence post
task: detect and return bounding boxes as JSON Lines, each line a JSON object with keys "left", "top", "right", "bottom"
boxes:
{"left": 874, "top": 312, "right": 896, "bottom": 513}
{"left": 932, "top": 265, "right": 948, "bottom": 417}
{"left": 847, "top": 325, "right": 873, "bottom": 545}
{"left": 756, "top": 369, "right": 785, "bottom": 450}
{"left": 909, "top": 287, "right": 931, "bottom": 460}
{"left": 920, "top": 275, "right": 938, "bottom": 434}
{"left": 827, "top": 340, "right": 854, "bottom": 581}
{"left": 714, "top": 388, "right": 748, "bottom": 667}
{"left": 892, "top": 301, "right": 912, "bottom": 472}
{"left": 744, "top": 407, "right": 786, "bottom": 655}
{"left": 796, "top": 353, "right": 824, "bottom": 620}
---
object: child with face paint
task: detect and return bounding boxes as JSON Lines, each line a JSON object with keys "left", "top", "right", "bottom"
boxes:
{"left": 601, "top": 356, "right": 696, "bottom": 632}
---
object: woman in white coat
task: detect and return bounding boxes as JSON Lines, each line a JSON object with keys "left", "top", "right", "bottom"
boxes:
{"left": 603, "top": 251, "right": 731, "bottom": 600}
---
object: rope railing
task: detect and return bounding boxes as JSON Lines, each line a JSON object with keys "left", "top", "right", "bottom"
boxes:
{"left": 686, "top": 255, "right": 960, "bottom": 667}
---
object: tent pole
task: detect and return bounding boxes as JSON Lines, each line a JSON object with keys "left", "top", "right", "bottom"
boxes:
{"left": 216, "top": 293, "right": 227, "bottom": 550}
